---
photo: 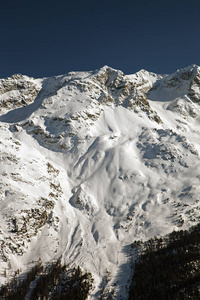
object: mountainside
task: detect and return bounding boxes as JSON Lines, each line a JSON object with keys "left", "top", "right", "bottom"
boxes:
{"left": 1, "top": 65, "right": 200, "bottom": 298}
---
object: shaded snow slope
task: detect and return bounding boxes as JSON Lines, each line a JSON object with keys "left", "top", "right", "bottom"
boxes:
{"left": 1, "top": 65, "right": 200, "bottom": 298}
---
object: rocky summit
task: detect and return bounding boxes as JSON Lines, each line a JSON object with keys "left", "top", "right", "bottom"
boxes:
{"left": 1, "top": 65, "right": 200, "bottom": 298}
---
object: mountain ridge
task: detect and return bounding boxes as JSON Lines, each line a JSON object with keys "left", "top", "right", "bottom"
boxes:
{"left": 1, "top": 64, "right": 200, "bottom": 298}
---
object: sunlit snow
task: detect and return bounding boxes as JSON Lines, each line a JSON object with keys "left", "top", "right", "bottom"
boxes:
{"left": 1, "top": 65, "right": 200, "bottom": 298}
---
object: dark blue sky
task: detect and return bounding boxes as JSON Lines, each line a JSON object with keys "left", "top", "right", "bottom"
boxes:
{"left": 1, "top": 0, "right": 200, "bottom": 78}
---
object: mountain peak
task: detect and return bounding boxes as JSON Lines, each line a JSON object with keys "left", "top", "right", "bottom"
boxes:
{"left": 167, "top": 64, "right": 200, "bottom": 81}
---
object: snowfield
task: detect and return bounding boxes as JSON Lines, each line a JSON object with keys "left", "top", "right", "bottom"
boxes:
{"left": 1, "top": 65, "right": 200, "bottom": 298}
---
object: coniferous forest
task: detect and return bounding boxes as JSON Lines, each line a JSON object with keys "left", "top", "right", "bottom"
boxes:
{"left": 129, "top": 223, "right": 200, "bottom": 299}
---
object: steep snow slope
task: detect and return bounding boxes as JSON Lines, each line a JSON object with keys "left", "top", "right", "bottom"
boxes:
{"left": 1, "top": 65, "right": 200, "bottom": 298}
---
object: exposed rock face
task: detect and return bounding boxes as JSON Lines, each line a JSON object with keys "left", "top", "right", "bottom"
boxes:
{"left": 188, "top": 72, "right": 200, "bottom": 103}
{"left": 0, "top": 74, "right": 42, "bottom": 113}
{"left": 91, "top": 66, "right": 162, "bottom": 122}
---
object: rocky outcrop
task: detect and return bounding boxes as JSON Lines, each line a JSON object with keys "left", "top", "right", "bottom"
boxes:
{"left": 0, "top": 74, "right": 41, "bottom": 113}
{"left": 188, "top": 73, "right": 200, "bottom": 103}
{"left": 92, "top": 66, "right": 163, "bottom": 122}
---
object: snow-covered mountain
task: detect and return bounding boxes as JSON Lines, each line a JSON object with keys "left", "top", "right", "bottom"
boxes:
{"left": 1, "top": 64, "right": 200, "bottom": 298}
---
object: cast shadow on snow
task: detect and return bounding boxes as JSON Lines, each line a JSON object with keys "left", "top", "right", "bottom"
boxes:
{"left": 116, "top": 244, "right": 133, "bottom": 299}
{"left": 0, "top": 77, "right": 61, "bottom": 124}
{"left": 114, "top": 244, "right": 133, "bottom": 299}
{"left": 0, "top": 91, "right": 45, "bottom": 124}
{"left": 0, "top": 96, "right": 44, "bottom": 124}
{"left": 89, "top": 244, "right": 133, "bottom": 299}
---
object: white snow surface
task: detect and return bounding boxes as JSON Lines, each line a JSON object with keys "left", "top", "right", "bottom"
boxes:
{"left": 1, "top": 65, "right": 200, "bottom": 298}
